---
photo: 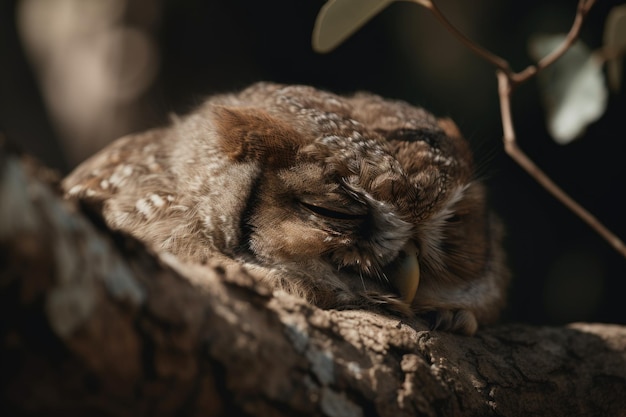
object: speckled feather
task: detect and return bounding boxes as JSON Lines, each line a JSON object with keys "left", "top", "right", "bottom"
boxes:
{"left": 63, "top": 82, "right": 509, "bottom": 335}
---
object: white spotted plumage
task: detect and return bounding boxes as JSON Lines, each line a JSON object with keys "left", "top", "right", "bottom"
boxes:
{"left": 63, "top": 82, "right": 509, "bottom": 335}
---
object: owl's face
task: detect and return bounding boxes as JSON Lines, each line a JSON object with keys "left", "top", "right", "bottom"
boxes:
{"left": 63, "top": 83, "right": 508, "bottom": 334}
{"left": 248, "top": 155, "right": 416, "bottom": 304}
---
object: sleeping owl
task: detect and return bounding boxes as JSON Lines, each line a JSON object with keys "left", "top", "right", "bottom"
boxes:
{"left": 63, "top": 82, "right": 509, "bottom": 335}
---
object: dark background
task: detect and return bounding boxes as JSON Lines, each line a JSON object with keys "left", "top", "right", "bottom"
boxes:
{"left": 1, "top": 0, "right": 625, "bottom": 326}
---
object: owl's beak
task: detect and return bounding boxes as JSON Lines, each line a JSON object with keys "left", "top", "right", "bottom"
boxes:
{"left": 387, "top": 241, "right": 420, "bottom": 304}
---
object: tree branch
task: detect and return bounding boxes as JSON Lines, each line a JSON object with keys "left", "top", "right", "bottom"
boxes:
{"left": 2, "top": 136, "right": 626, "bottom": 416}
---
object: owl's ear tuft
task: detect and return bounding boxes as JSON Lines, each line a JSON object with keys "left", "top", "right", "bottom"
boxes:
{"left": 437, "top": 117, "right": 463, "bottom": 140}
{"left": 213, "top": 106, "right": 306, "bottom": 167}
{"left": 437, "top": 117, "right": 474, "bottom": 172}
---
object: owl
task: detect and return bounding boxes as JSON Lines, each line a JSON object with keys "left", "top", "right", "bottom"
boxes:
{"left": 63, "top": 82, "right": 509, "bottom": 335}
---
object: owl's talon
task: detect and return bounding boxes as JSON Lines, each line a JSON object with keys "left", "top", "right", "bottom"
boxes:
{"left": 425, "top": 309, "right": 478, "bottom": 336}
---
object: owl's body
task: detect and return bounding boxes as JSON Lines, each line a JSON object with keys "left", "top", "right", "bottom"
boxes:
{"left": 63, "top": 82, "right": 508, "bottom": 335}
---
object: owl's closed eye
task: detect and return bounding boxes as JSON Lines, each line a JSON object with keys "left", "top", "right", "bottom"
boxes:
{"left": 63, "top": 82, "right": 509, "bottom": 335}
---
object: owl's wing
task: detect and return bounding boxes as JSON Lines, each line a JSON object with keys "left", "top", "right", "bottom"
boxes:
{"left": 61, "top": 126, "right": 187, "bottom": 254}
{"left": 62, "top": 103, "right": 314, "bottom": 263}
{"left": 62, "top": 127, "right": 169, "bottom": 205}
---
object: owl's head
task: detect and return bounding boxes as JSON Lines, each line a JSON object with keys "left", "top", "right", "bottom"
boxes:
{"left": 205, "top": 84, "right": 504, "bottom": 326}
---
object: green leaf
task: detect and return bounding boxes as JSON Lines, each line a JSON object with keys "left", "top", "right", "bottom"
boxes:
{"left": 312, "top": 0, "right": 432, "bottom": 53}
{"left": 529, "top": 34, "right": 608, "bottom": 144}
{"left": 603, "top": 4, "right": 626, "bottom": 92}
{"left": 312, "top": 0, "right": 394, "bottom": 53}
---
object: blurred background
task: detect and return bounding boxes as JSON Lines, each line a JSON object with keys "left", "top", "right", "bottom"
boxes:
{"left": 1, "top": 0, "right": 624, "bottom": 327}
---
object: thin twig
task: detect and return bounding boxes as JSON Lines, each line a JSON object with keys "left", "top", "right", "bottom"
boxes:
{"left": 512, "top": 0, "right": 597, "bottom": 85}
{"left": 426, "top": 0, "right": 626, "bottom": 258}
{"left": 418, "top": 0, "right": 512, "bottom": 75}
{"left": 497, "top": 72, "right": 626, "bottom": 258}
{"left": 496, "top": 70, "right": 516, "bottom": 142}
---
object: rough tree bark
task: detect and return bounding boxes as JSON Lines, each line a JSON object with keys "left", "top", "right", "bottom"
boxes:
{"left": 1, "top": 137, "right": 626, "bottom": 417}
